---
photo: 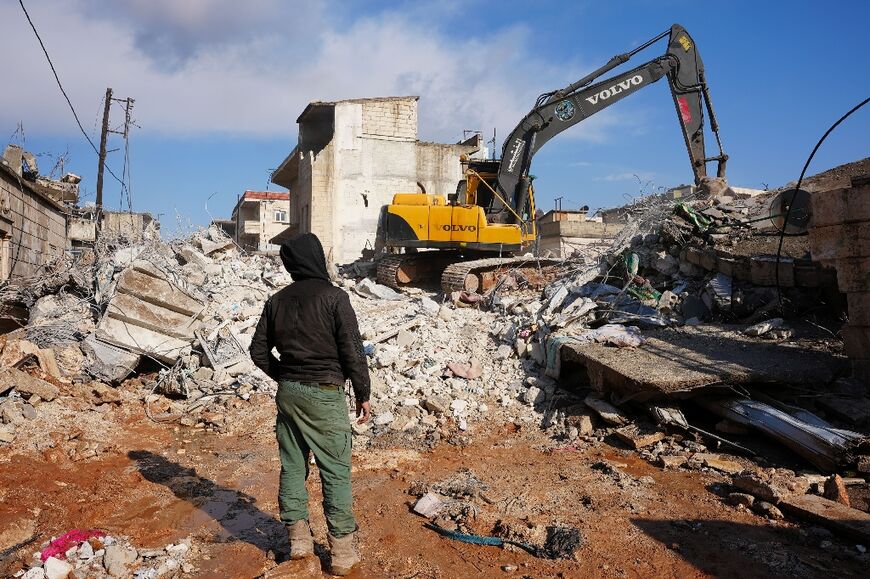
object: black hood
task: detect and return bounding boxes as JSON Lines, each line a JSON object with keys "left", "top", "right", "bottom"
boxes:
{"left": 280, "top": 233, "right": 330, "bottom": 281}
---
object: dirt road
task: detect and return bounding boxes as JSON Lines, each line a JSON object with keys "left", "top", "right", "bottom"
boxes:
{"left": 0, "top": 397, "right": 865, "bottom": 578}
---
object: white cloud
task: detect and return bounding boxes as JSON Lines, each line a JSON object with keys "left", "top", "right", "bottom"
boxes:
{"left": 2, "top": 1, "right": 637, "bottom": 147}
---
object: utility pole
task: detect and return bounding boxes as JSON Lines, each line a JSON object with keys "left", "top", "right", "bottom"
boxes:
{"left": 95, "top": 87, "right": 112, "bottom": 212}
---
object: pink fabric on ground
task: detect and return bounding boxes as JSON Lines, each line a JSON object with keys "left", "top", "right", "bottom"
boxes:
{"left": 40, "top": 529, "right": 105, "bottom": 562}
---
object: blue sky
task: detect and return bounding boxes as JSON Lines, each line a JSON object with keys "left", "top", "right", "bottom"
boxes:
{"left": 2, "top": 0, "right": 868, "bottom": 228}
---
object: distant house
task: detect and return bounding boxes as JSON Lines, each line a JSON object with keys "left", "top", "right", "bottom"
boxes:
{"left": 229, "top": 190, "right": 291, "bottom": 253}
{"left": 270, "top": 96, "right": 481, "bottom": 263}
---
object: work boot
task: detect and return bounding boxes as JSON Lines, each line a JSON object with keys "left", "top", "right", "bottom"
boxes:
{"left": 328, "top": 532, "right": 360, "bottom": 576}
{"left": 287, "top": 520, "right": 314, "bottom": 560}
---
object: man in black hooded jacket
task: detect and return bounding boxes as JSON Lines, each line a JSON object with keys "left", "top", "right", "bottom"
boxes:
{"left": 249, "top": 233, "right": 370, "bottom": 575}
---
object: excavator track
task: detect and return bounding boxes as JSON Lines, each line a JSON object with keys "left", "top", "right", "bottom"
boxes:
{"left": 440, "top": 256, "right": 563, "bottom": 294}
{"left": 376, "top": 251, "right": 461, "bottom": 290}
{"left": 378, "top": 252, "right": 563, "bottom": 294}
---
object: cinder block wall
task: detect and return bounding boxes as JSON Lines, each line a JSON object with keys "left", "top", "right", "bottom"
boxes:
{"left": 0, "top": 167, "right": 67, "bottom": 279}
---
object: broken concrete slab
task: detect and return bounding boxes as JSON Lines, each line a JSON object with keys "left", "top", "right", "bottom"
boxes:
{"left": 562, "top": 325, "right": 847, "bottom": 401}
{"left": 0, "top": 339, "right": 39, "bottom": 368}
{"left": 81, "top": 335, "right": 140, "bottom": 383}
{"left": 354, "top": 278, "right": 403, "bottom": 301}
{"left": 614, "top": 423, "right": 665, "bottom": 449}
{"left": 584, "top": 394, "right": 629, "bottom": 426}
{"left": 106, "top": 293, "right": 200, "bottom": 340}
{"left": 695, "top": 454, "right": 744, "bottom": 475}
{"left": 0, "top": 368, "right": 59, "bottom": 401}
{"left": 199, "top": 236, "right": 235, "bottom": 256}
{"left": 96, "top": 316, "right": 192, "bottom": 364}
{"left": 780, "top": 494, "right": 870, "bottom": 544}
{"left": 116, "top": 266, "right": 206, "bottom": 318}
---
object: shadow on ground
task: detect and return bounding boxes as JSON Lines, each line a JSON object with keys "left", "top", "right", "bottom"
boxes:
{"left": 632, "top": 517, "right": 863, "bottom": 578}
{"left": 128, "top": 450, "right": 302, "bottom": 562}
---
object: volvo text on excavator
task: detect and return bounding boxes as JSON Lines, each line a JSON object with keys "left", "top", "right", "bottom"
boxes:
{"left": 375, "top": 23, "right": 728, "bottom": 294}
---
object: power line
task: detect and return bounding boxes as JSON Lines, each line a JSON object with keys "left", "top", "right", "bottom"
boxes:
{"left": 17, "top": 0, "right": 128, "bottom": 191}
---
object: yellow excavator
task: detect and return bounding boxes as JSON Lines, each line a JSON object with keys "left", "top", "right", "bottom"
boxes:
{"left": 376, "top": 23, "right": 728, "bottom": 294}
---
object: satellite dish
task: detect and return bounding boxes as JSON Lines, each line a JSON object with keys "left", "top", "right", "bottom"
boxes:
{"left": 769, "top": 188, "right": 811, "bottom": 235}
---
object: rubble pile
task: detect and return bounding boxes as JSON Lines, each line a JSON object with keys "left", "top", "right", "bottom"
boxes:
{"left": 341, "top": 276, "right": 561, "bottom": 446}
{"left": 13, "top": 531, "right": 196, "bottom": 579}
{"left": 0, "top": 226, "right": 289, "bottom": 441}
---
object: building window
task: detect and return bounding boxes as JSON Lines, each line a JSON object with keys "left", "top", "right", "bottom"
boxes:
{"left": 274, "top": 209, "right": 288, "bottom": 223}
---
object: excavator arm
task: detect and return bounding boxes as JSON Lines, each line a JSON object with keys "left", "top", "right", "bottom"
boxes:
{"left": 496, "top": 23, "right": 727, "bottom": 224}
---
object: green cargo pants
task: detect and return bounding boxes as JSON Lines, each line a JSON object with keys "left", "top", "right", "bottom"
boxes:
{"left": 275, "top": 380, "right": 356, "bottom": 537}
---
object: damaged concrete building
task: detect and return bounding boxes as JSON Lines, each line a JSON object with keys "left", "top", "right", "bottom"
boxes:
{"left": 270, "top": 96, "right": 481, "bottom": 263}
{"left": 0, "top": 145, "right": 70, "bottom": 280}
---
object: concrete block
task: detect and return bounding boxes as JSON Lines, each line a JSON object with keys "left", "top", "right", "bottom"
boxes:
{"left": 810, "top": 185, "right": 870, "bottom": 227}
{"left": 809, "top": 221, "right": 870, "bottom": 262}
{"left": 842, "top": 325, "right": 870, "bottom": 359}
{"left": 834, "top": 257, "right": 870, "bottom": 293}
{"left": 700, "top": 249, "right": 718, "bottom": 271}
{"left": 750, "top": 255, "right": 794, "bottom": 287}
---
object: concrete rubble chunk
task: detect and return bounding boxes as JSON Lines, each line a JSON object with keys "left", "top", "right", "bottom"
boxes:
{"left": 780, "top": 494, "right": 870, "bottom": 543}
{"left": 732, "top": 472, "right": 788, "bottom": 504}
{"left": 199, "top": 236, "right": 234, "bottom": 255}
{"left": 103, "top": 544, "right": 138, "bottom": 577}
{"left": 0, "top": 368, "right": 59, "bottom": 401}
{"left": 413, "top": 492, "right": 445, "bottom": 518}
{"left": 823, "top": 474, "right": 851, "bottom": 507}
{"left": 614, "top": 423, "right": 666, "bottom": 449}
{"left": 446, "top": 358, "right": 482, "bottom": 380}
{"left": 0, "top": 425, "right": 15, "bottom": 443}
{"left": 81, "top": 334, "right": 141, "bottom": 383}
{"left": 695, "top": 453, "right": 744, "bottom": 474}
{"left": 727, "top": 492, "right": 755, "bottom": 507}
{"left": 354, "top": 278, "right": 403, "bottom": 300}
{"left": 584, "top": 394, "right": 629, "bottom": 426}
{"left": 744, "top": 318, "right": 784, "bottom": 337}
{"left": 0, "top": 339, "right": 40, "bottom": 368}
{"left": 43, "top": 557, "right": 73, "bottom": 579}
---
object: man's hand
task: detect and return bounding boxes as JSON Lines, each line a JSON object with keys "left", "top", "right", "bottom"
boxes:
{"left": 355, "top": 400, "right": 371, "bottom": 424}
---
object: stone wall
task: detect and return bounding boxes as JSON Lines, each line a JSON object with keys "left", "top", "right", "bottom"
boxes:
{"left": 809, "top": 180, "right": 870, "bottom": 384}
{"left": 0, "top": 164, "right": 67, "bottom": 280}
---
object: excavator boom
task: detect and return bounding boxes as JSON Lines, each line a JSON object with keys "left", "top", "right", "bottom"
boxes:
{"left": 497, "top": 23, "right": 727, "bottom": 224}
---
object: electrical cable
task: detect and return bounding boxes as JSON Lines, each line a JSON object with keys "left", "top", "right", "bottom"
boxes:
{"left": 775, "top": 95, "right": 870, "bottom": 309}
{"left": 17, "top": 0, "right": 129, "bottom": 192}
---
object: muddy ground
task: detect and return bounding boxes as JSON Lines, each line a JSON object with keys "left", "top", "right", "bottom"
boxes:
{"left": 1, "top": 392, "right": 867, "bottom": 579}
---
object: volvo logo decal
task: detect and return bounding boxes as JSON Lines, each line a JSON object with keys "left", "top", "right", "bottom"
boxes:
{"left": 555, "top": 99, "right": 575, "bottom": 122}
